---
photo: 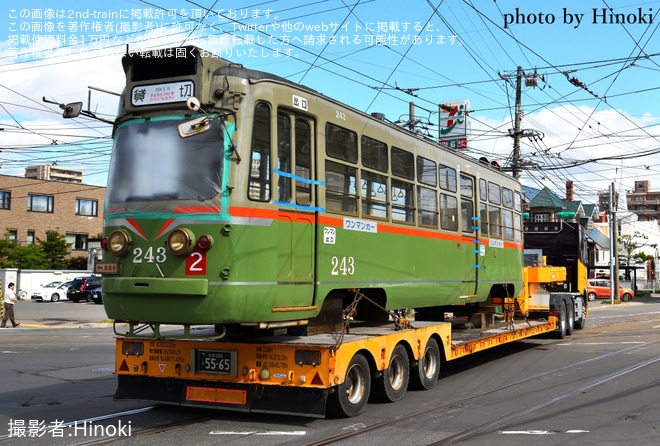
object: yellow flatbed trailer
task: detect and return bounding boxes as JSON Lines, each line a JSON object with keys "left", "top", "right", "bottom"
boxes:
{"left": 114, "top": 312, "right": 557, "bottom": 418}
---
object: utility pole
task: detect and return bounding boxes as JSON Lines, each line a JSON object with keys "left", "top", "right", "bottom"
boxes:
{"left": 512, "top": 66, "right": 523, "bottom": 180}
{"left": 609, "top": 182, "right": 620, "bottom": 304}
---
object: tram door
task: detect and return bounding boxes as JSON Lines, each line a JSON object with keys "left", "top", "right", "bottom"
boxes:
{"left": 275, "top": 112, "right": 316, "bottom": 307}
{"left": 459, "top": 173, "right": 479, "bottom": 294}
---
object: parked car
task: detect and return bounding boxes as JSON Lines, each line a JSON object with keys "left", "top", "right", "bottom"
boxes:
{"left": 88, "top": 285, "right": 103, "bottom": 305}
{"left": 587, "top": 279, "right": 635, "bottom": 302}
{"left": 66, "top": 276, "right": 102, "bottom": 302}
{"left": 31, "top": 280, "right": 73, "bottom": 302}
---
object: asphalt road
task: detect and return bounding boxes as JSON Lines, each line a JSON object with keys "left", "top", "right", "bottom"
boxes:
{"left": 0, "top": 297, "right": 658, "bottom": 445}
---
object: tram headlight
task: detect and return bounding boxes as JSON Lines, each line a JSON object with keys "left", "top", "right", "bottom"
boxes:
{"left": 167, "top": 228, "right": 194, "bottom": 256}
{"left": 106, "top": 230, "right": 131, "bottom": 257}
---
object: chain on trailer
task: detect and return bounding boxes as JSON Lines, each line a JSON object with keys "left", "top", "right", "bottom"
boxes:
{"left": 332, "top": 288, "right": 413, "bottom": 352}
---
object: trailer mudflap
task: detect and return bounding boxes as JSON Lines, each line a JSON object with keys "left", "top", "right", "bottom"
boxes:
{"left": 115, "top": 375, "right": 328, "bottom": 418}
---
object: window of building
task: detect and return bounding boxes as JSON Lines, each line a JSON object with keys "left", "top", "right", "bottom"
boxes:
{"left": 8, "top": 229, "right": 17, "bottom": 241}
{"left": 27, "top": 231, "right": 35, "bottom": 244}
{"left": 0, "top": 191, "right": 10, "bottom": 210}
{"left": 28, "top": 194, "right": 54, "bottom": 213}
{"left": 532, "top": 213, "right": 550, "bottom": 222}
{"left": 66, "top": 233, "right": 88, "bottom": 250}
{"left": 76, "top": 198, "right": 98, "bottom": 216}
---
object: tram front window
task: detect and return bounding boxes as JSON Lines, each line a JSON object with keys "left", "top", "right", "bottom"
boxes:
{"left": 107, "top": 117, "right": 224, "bottom": 207}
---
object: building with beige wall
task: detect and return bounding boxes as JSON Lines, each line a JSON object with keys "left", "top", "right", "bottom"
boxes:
{"left": 0, "top": 174, "right": 105, "bottom": 257}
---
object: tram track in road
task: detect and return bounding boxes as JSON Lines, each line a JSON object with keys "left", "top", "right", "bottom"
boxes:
{"left": 304, "top": 337, "right": 660, "bottom": 446}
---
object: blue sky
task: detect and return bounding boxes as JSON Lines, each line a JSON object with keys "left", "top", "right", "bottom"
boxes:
{"left": 1, "top": 0, "right": 659, "bottom": 204}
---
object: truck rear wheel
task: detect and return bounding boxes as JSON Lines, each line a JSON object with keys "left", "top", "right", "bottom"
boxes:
{"left": 565, "top": 302, "right": 574, "bottom": 336}
{"left": 327, "top": 353, "right": 371, "bottom": 417}
{"left": 409, "top": 337, "right": 440, "bottom": 390}
{"left": 371, "top": 343, "right": 409, "bottom": 403}
{"left": 575, "top": 300, "right": 587, "bottom": 329}
{"left": 556, "top": 303, "right": 567, "bottom": 339}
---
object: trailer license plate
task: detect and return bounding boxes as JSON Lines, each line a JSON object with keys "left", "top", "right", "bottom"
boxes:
{"left": 196, "top": 350, "right": 237, "bottom": 375}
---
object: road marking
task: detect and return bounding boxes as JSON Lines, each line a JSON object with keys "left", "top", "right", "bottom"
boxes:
{"left": 501, "top": 430, "right": 589, "bottom": 435}
{"left": 210, "top": 431, "right": 307, "bottom": 436}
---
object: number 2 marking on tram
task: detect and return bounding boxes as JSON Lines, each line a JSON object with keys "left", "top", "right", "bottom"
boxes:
{"left": 186, "top": 251, "right": 206, "bottom": 275}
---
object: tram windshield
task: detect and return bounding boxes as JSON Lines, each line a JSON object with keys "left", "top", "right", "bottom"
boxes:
{"left": 106, "top": 116, "right": 225, "bottom": 207}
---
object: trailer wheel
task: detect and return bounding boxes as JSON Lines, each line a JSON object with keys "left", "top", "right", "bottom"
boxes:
{"left": 409, "top": 337, "right": 440, "bottom": 391}
{"left": 327, "top": 353, "right": 371, "bottom": 417}
{"left": 575, "top": 300, "right": 587, "bottom": 329}
{"left": 371, "top": 344, "right": 409, "bottom": 403}
{"left": 556, "top": 302, "right": 567, "bottom": 339}
{"left": 565, "top": 302, "right": 574, "bottom": 336}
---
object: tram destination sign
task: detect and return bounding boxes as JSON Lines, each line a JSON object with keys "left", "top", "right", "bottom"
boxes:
{"left": 131, "top": 81, "right": 194, "bottom": 106}
{"left": 196, "top": 349, "right": 237, "bottom": 375}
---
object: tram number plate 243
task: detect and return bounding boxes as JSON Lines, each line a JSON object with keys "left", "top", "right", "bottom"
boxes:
{"left": 196, "top": 350, "right": 237, "bottom": 375}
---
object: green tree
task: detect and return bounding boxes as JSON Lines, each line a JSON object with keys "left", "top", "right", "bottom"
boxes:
{"left": 8, "top": 244, "right": 50, "bottom": 269}
{"left": 0, "top": 230, "right": 19, "bottom": 268}
{"left": 68, "top": 255, "right": 89, "bottom": 270}
{"left": 618, "top": 231, "right": 653, "bottom": 280}
{"left": 37, "top": 230, "right": 71, "bottom": 269}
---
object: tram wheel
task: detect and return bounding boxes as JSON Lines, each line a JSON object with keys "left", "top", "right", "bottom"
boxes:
{"left": 409, "top": 337, "right": 441, "bottom": 391}
{"left": 327, "top": 353, "right": 371, "bottom": 417}
{"left": 371, "top": 343, "right": 410, "bottom": 403}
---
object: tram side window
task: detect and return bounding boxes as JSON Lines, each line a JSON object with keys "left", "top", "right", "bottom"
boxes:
{"left": 440, "top": 193, "right": 458, "bottom": 231}
{"left": 277, "top": 113, "right": 292, "bottom": 203}
{"left": 439, "top": 164, "right": 457, "bottom": 193}
{"left": 489, "top": 206, "right": 502, "bottom": 237}
{"left": 503, "top": 209, "right": 514, "bottom": 240}
{"left": 488, "top": 182, "right": 501, "bottom": 205}
{"left": 417, "top": 156, "right": 437, "bottom": 187}
{"left": 480, "top": 202, "right": 489, "bottom": 236}
{"left": 326, "top": 123, "right": 358, "bottom": 163}
{"left": 248, "top": 102, "right": 271, "bottom": 202}
{"left": 460, "top": 175, "right": 474, "bottom": 233}
{"left": 325, "top": 160, "right": 357, "bottom": 214}
{"left": 361, "top": 136, "right": 388, "bottom": 172}
{"left": 392, "top": 147, "right": 414, "bottom": 180}
{"left": 361, "top": 170, "right": 388, "bottom": 219}
{"left": 295, "top": 119, "right": 312, "bottom": 206}
{"left": 514, "top": 211, "right": 522, "bottom": 242}
{"left": 514, "top": 191, "right": 522, "bottom": 212}
{"left": 479, "top": 178, "right": 488, "bottom": 202}
{"left": 502, "top": 187, "right": 514, "bottom": 208}
{"left": 418, "top": 186, "right": 438, "bottom": 227}
{"left": 392, "top": 179, "right": 414, "bottom": 223}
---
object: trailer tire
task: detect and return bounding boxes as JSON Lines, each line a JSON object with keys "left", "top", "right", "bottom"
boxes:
{"left": 409, "top": 337, "right": 440, "bottom": 391}
{"left": 565, "top": 302, "right": 574, "bottom": 336}
{"left": 556, "top": 302, "right": 567, "bottom": 339}
{"left": 371, "top": 344, "right": 409, "bottom": 403}
{"left": 575, "top": 300, "right": 587, "bottom": 329}
{"left": 327, "top": 353, "right": 371, "bottom": 417}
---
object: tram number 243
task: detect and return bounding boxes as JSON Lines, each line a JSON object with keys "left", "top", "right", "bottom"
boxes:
{"left": 132, "top": 247, "right": 207, "bottom": 275}
{"left": 331, "top": 256, "right": 355, "bottom": 276}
